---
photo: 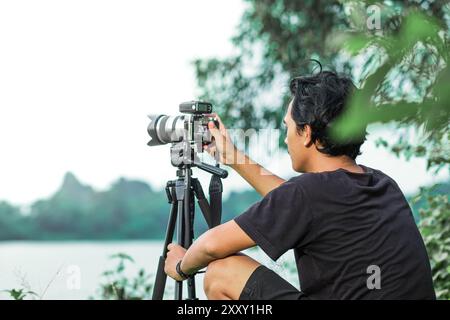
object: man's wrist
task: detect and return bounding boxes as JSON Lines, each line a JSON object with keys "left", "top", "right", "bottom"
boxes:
{"left": 176, "top": 260, "right": 190, "bottom": 280}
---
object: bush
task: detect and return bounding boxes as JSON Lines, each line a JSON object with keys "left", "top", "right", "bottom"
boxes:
{"left": 92, "top": 253, "right": 153, "bottom": 300}
{"left": 415, "top": 190, "right": 450, "bottom": 299}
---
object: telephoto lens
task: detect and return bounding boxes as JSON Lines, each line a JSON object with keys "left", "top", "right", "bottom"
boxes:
{"left": 147, "top": 114, "right": 186, "bottom": 146}
{"left": 147, "top": 101, "right": 217, "bottom": 148}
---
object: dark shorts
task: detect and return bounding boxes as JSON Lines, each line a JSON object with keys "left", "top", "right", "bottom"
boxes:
{"left": 239, "top": 265, "right": 306, "bottom": 300}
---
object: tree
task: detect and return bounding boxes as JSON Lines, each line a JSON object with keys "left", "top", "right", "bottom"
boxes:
{"left": 0, "top": 201, "right": 32, "bottom": 240}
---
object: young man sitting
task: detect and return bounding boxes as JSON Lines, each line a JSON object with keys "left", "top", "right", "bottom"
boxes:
{"left": 164, "top": 70, "right": 436, "bottom": 300}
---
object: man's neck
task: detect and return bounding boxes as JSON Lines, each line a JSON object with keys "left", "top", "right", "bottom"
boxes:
{"left": 305, "top": 154, "right": 362, "bottom": 174}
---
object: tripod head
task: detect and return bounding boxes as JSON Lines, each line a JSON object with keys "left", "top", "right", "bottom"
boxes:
{"left": 170, "top": 141, "right": 228, "bottom": 178}
{"left": 147, "top": 100, "right": 227, "bottom": 178}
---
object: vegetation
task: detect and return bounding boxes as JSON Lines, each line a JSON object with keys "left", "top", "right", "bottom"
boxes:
{"left": 92, "top": 253, "right": 153, "bottom": 300}
{"left": 2, "top": 288, "right": 37, "bottom": 300}
{"left": 416, "top": 190, "right": 450, "bottom": 299}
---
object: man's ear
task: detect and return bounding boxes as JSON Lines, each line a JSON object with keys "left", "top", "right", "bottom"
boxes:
{"left": 303, "top": 125, "right": 314, "bottom": 147}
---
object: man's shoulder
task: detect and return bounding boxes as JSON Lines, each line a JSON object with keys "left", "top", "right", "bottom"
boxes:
{"left": 287, "top": 172, "right": 320, "bottom": 185}
{"left": 288, "top": 165, "right": 388, "bottom": 180}
{"left": 283, "top": 172, "right": 326, "bottom": 196}
{"left": 285, "top": 165, "right": 394, "bottom": 191}
{"left": 286, "top": 170, "right": 343, "bottom": 185}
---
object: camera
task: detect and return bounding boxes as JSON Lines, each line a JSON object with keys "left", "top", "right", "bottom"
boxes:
{"left": 147, "top": 100, "right": 219, "bottom": 160}
{"left": 149, "top": 103, "right": 227, "bottom": 300}
{"left": 147, "top": 100, "right": 217, "bottom": 148}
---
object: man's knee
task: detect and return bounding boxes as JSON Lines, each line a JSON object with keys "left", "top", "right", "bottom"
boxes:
{"left": 203, "top": 253, "right": 260, "bottom": 300}
{"left": 203, "top": 258, "right": 230, "bottom": 296}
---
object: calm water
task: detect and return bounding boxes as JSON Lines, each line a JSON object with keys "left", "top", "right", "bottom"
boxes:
{"left": 0, "top": 241, "right": 297, "bottom": 300}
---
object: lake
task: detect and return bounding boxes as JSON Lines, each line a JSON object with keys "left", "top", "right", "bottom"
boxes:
{"left": 0, "top": 241, "right": 298, "bottom": 300}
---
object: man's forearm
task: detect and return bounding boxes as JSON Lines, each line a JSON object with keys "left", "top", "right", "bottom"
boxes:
{"left": 230, "top": 149, "right": 286, "bottom": 196}
{"left": 179, "top": 231, "right": 218, "bottom": 275}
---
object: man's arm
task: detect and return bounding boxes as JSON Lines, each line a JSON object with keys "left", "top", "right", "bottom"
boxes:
{"left": 179, "top": 220, "right": 256, "bottom": 275}
{"left": 206, "top": 115, "right": 286, "bottom": 197}
{"left": 230, "top": 149, "right": 286, "bottom": 197}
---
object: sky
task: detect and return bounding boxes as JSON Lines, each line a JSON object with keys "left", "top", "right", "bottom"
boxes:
{"left": 0, "top": 0, "right": 448, "bottom": 206}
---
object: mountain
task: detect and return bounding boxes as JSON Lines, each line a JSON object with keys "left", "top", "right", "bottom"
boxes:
{"left": 0, "top": 173, "right": 448, "bottom": 241}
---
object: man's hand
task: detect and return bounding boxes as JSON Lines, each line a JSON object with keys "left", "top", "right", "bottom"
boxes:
{"left": 204, "top": 113, "right": 285, "bottom": 196}
{"left": 204, "top": 113, "right": 238, "bottom": 165}
{"left": 164, "top": 243, "right": 187, "bottom": 281}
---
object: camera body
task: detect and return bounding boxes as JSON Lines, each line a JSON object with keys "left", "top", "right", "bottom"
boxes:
{"left": 147, "top": 101, "right": 218, "bottom": 166}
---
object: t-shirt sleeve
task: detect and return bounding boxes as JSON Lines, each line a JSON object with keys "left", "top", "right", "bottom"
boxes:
{"left": 234, "top": 178, "right": 314, "bottom": 261}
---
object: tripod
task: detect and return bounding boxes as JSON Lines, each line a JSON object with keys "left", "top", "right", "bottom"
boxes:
{"left": 152, "top": 160, "right": 228, "bottom": 300}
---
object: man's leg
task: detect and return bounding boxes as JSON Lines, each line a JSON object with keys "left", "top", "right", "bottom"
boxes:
{"left": 203, "top": 253, "right": 261, "bottom": 300}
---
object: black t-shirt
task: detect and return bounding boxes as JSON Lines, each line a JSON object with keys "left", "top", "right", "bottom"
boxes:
{"left": 234, "top": 165, "right": 436, "bottom": 299}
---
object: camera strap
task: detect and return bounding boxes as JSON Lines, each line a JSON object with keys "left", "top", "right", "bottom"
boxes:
{"left": 208, "top": 166, "right": 223, "bottom": 228}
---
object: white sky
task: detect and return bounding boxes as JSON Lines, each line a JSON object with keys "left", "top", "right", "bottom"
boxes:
{"left": 0, "top": 0, "right": 447, "bottom": 206}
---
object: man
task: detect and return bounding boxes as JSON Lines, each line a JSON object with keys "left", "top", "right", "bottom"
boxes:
{"left": 164, "top": 70, "right": 436, "bottom": 300}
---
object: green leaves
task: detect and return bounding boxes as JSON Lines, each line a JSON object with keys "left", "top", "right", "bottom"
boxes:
{"left": 343, "top": 34, "right": 373, "bottom": 54}
{"left": 417, "top": 191, "right": 450, "bottom": 299}
{"left": 332, "top": 9, "right": 449, "bottom": 144}
{"left": 3, "top": 288, "right": 37, "bottom": 300}
{"left": 401, "top": 11, "right": 442, "bottom": 46}
{"left": 93, "top": 253, "right": 153, "bottom": 300}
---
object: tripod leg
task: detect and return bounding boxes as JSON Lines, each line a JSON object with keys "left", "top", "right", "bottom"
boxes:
{"left": 153, "top": 169, "right": 209, "bottom": 300}
{"left": 152, "top": 183, "right": 178, "bottom": 300}
{"left": 185, "top": 187, "right": 197, "bottom": 299}
{"left": 175, "top": 179, "right": 186, "bottom": 300}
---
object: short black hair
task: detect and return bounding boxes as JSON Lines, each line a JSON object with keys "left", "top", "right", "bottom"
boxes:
{"left": 289, "top": 70, "right": 366, "bottom": 160}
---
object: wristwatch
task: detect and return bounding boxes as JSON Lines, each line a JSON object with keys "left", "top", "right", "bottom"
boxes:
{"left": 176, "top": 260, "right": 190, "bottom": 280}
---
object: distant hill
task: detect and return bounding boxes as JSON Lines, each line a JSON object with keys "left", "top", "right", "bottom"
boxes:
{"left": 0, "top": 172, "right": 262, "bottom": 240}
{"left": 0, "top": 172, "right": 448, "bottom": 241}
